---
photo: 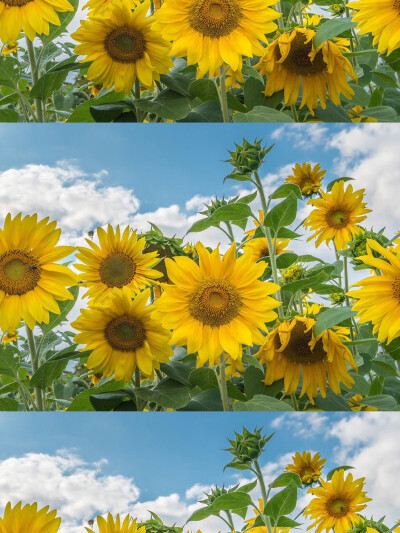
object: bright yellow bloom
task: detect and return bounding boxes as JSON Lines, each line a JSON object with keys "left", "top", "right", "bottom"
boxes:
{"left": 0, "top": 0, "right": 72, "bottom": 43}
{"left": 72, "top": 0, "right": 173, "bottom": 94}
{"left": 348, "top": 239, "right": 400, "bottom": 343}
{"left": 348, "top": 394, "right": 377, "bottom": 411}
{"left": 225, "top": 354, "right": 244, "bottom": 378}
{"left": 2, "top": 330, "right": 18, "bottom": 344}
{"left": 286, "top": 451, "right": 326, "bottom": 484}
{"left": 304, "top": 180, "right": 370, "bottom": 251}
{"left": 73, "top": 287, "right": 173, "bottom": 381}
{"left": 0, "top": 213, "right": 76, "bottom": 332}
{"left": 1, "top": 42, "right": 18, "bottom": 55}
{"left": 286, "top": 163, "right": 326, "bottom": 196}
{"left": 304, "top": 470, "right": 371, "bottom": 533}
{"left": 84, "top": 0, "right": 137, "bottom": 15}
{"left": 243, "top": 237, "right": 291, "bottom": 262}
{"left": 392, "top": 235, "right": 400, "bottom": 254}
{"left": 152, "top": 0, "right": 281, "bottom": 78}
{"left": 347, "top": 0, "right": 400, "bottom": 55}
{"left": 0, "top": 501, "right": 61, "bottom": 533}
{"left": 153, "top": 242, "right": 281, "bottom": 367}
{"left": 86, "top": 514, "right": 145, "bottom": 533}
{"left": 256, "top": 316, "right": 357, "bottom": 403}
{"left": 257, "top": 28, "right": 357, "bottom": 114}
{"left": 76, "top": 225, "right": 161, "bottom": 304}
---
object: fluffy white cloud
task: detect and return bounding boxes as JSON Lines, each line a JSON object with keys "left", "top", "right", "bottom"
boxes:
{"left": 271, "top": 124, "right": 329, "bottom": 148}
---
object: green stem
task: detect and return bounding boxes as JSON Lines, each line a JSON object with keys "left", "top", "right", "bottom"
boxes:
{"left": 275, "top": 1, "right": 284, "bottom": 29}
{"left": 291, "top": 393, "right": 299, "bottom": 411}
{"left": 25, "top": 37, "right": 44, "bottom": 122}
{"left": 225, "top": 221, "right": 236, "bottom": 243}
{"left": 291, "top": 105, "right": 299, "bottom": 122}
{"left": 25, "top": 325, "right": 44, "bottom": 411}
{"left": 218, "top": 354, "right": 230, "bottom": 412}
{"left": 134, "top": 78, "right": 143, "bottom": 122}
{"left": 17, "top": 379, "right": 39, "bottom": 411}
{"left": 134, "top": 368, "right": 143, "bottom": 411}
{"left": 218, "top": 65, "right": 230, "bottom": 123}
{"left": 224, "top": 511, "right": 235, "bottom": 531}
{"left": 253, "top": 460, "right": 273, "bottom": 533}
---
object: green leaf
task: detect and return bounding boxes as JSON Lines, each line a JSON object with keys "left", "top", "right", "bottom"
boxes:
{"left": 361, "top": 394, "right": 397, "bottom": 410}
{"left": 30, "top": 359, "right": 68, "bottom": 389}
{"left": 270, "top": 472, "right": 302, "bottom": 489}
{"left": 270, "top": 184, "right": 302, "bottom": 200}
{"left": 189, "top": 78, "right": 219, "bottom": 100}
{"left": 233, "top": 106, "right": 294, "bottom": 123}
{"left": 179, "top": 389, "right": 223, "bottom": 411}
{"left": 160, "top": 73, "right": 192, "bottom": 97}
{"left": 31, "top": 70, "right": 69, "bottom": 100}
{"left": 189, "top": 367, "right": 218, "bottom": 390}
{"left": 134, "top": 378, "right": 190, "bottom": 409}
{"left": 384, "top": 337, "right": 400, "bottom": 361}
{"left": 276, "top": 253, "right": 298, "bottom": 269}
{"left": 233, "top": 394, "right": 293, "bottom": 411}
{"left": 41, "top": 0, "right": 79, "bottom": 44}
{"left": 135, "top": 90, "right": 191, "bottom": 120}
{"left": 0, "top": 398, "right": 19, "bottom": 411}
{"left": 0, "top": 109, "right": 19, "bottom": 122}
{"left": 360, "top": 106, "right": 397, "bottom": 122}
{"left": 326, "top": 177, "right": 354, "bottom": 192}
{"left": 314, "top": 18, "right": 357, "bottom": 48}
{"left": 327, "top": 466, "right": 354, "bottom": 480}
{"left": 68, "top": 380, "right": 127, "bottom": 411}
{"left": 313, "top": 306, "right": 356, "bottom": 337}
{"left": 0, "top": 346, "right": 20, "bottom": 378}
{"left": 212, "top": 203, "right": 253, "bottom": 222}
{"left": 40, "top": 285, "right": 79, "bottom": 334}
{"left": 243, "top": 78, "right": 283, "bottom": 111}
{"left": 264, "top": 481, "right": 298, "bottom": 522}
{"left": 264, "top": 192, "right": 298, "bottom": 233}
{"left": 0, "top": 56, "right": 20, "bottom": 89}
{"left": 180, "top": 100, "right": 223, "bottom": 122}
{"left": 314, "top": 390, "right": 351, "bottom": 411}
{"left": 67, "top": 92, "right": 126, "bottom": 122}
{"left": 186, "top": 507, "right": 215, "bottom": 523}
{"left": 210, "top": 492, "right": 253, "bottom": 512}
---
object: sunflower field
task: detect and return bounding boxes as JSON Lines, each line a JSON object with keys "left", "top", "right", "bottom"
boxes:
{"left": 0, "top": 0, "right": 400, "bottom": 123}
{"left": 0, "top": 426, "right": 395, "bottom": 532}
{"left": 0, "top": 138, "right": 400, "bottom": 412}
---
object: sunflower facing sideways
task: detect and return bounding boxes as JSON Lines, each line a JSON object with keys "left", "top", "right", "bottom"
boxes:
{"left": 72, "top": 287, "right": 173, "bottom": 381}
{"left": 256, "top": 28, "right": 357, "bottom": 114}
{"left": 0, "top": 213, "right": 76, "bottom": 333}
{"left": 286, "top": 451, "right": 326, "bottom": 485}
{"left": 243, "top": 236, "right": 291, "bottom": 263}
{"left": 286, "top": 163, "right": 327, "bottom": 196}
{"left": 152, "top": 242, "right": 281, "bottom": 367}
{"left": 0, "top": 502, "right": 61, "bottom": 533}
{"left": 0, "top": 0, "right": 73, "bottom": 44}
{"left": 304, "top": 470, "right": 371, "bottom": 533}
{"left": 76, "top": 225, "right": 161, "bottom": 304}
{"left": 347, "top": 0, "right": 400, "bottom": 55}
{"left": 152, "top": 0, "right": 281, "bottom": 78}
{"left": 304, "top": 180, "right": 370, "bottom": 251}
{"left": 348, "top": 239, "right": 400, "bottom": 344}
{"left": 256, "top": 316, "right": 357, "bottom": 403}
{"left": 72, "top": 0, "right": 173, "bottom": 94}
{"left": 86, "top": 514, "right": 145, "bottom": 533}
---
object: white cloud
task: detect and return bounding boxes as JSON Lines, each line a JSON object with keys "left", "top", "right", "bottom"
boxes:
{"left": 271, "top": 412, "right": 329, "bottom": 438}
{"left": 271, "top": 124, "right": 329, "bottom": 148}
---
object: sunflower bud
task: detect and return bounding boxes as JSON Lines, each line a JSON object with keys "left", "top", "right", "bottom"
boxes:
{"left": 329, "top": 292, "right": 346, "bottom": 305}
{"left": 348, "top": 229, "right": 388, "bottom": 266}
{"left": 330, "top": 3, "right": 345, "bottom": 15}
{"left": 349, "top": 518, "right": 386, "bottom": 533}
{"left": 142, "top": 227, "right": 186, "bottom": 283}
{"left": 282, "top": 264, "right": 304, "bottom": 283}
{"left": 226, "top": 138, "right": 270, "bottom": 175}
{"left": 226, "top": 427, "right": 272, "bottom": 464}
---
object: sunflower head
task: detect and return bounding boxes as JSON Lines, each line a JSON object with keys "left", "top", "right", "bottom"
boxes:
{"left": 256, "top": 316, "right": 357, "bottom": 402}
{"left": 72, "top": 287, "right": 173, "bottom": 382}
{"left": 243, "top": 236, "right": 291, "bottom": 263}
{"left": 2, "top": 330, "right": 18, "bottom": 344}
{"left": 0, "top": 502, "right": 61, "bottom": 533}
{"left": 304, "top": 180, "right": 371, "bottom": 251}
{"left": 305, "top": 470, "right": 371, "bottom": 533}
{"left": 286, "top": 451, "right": 326, "bottom": 485}
{"left": 286, "top": 163, "right": 326, "bottom": 197}
{"left": 226, "top": 426, "right": 271, "bottom": 464}
{"left": 86, "top": 514, "right": 145, "bottom": 533}
{"left": 329, "top": 291, "right": 346, "bottom": 305}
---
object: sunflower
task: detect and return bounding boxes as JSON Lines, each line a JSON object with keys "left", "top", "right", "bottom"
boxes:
{"left": 347, "top": 0, "right": 400, "bottom": 55}
{"left": 76, "top": 225, "right": 161, "bottom": 304}
{"left": 86, "top": 514, "right": 145, "bottom": 533}
{"left": 304, "top": 470, "right": 371, "bottom": 533}
{"left": 1, "top": 330, "right": 18, "bottom": 344}
{"left": 0, "top": 502, "right": 61, "bottom": 533}
{"left": 0, "top": 0, "right": 73, "bottom": 43}
{"left": 83, "top": 0, "right": 138, "bottom": 15}
{"left": 152, "top": 0, "right": 281, "bottom": 78}
{"left": 0, "top": 213, "right": 76, "bottom": 333}
{"left": 347, "top": 239, "right": 400, "bottom": 343}
{"left": 72, "top": 287, "right": 173, "bottom": 381}
{"left": 1, "top": 42, "right": 18, "bottom": 55}
{"left": 256, "top": 28, "right": 357, "bottom": 114}
{"left": 152, "top": 242, "right": 281, "bottom": 367}
{"left": 72, "top": 0, "right": 173, "bottom": 94}
{"left": 286, "top": 451, "right": 326, "bottom": 484}
{"left": 243, "top": 236, "right": 291, "bottom": 263}
{"left": 256, "top": 316, "right": 357, "bottom": 403}
{"left": 286, "top": 163, "right": 327, "bottom": 196}
{"left": 304, "top": 180, "right": 370, "bottom": 251}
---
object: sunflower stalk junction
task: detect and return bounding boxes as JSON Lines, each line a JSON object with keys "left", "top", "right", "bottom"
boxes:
{"left": 25, "top": 325, "right": 44, "bottom": 411}
{"left": 217, "top": 65, "right": 230, "bottom": 123}
{"left": 25, "top": 37, "right": 44, "bottom": 123}
{"left": 218, "top": 354, "right": 230, "bottom": 412}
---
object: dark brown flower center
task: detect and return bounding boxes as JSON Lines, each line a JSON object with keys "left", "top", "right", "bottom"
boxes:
{"left": 393, "top": 279, "right": 400, "bottom": 300}
{"left": 326, "top": 497, "right": 350, "bottom": 518}
{"left": 1, "top": 0, "right": 33, "bottom": 6}
{"left": 394, "top": 1, "right": 400, "bottom": 13}
{"left": 326, "top": 208, "right": 350, "bottom": 229}
{"left": 278, "top": 32, "right": 327, "bottom": 76}
{"left": 0, "top": 249, "right": 41, "bottom": 295}
{"left": 105, "top": 315, "right": 146, "bottom": 351}
{"left": 105, "top": 26, "right": 146, "bottom": 63}
{"left": 277, "top": 321, "right": 327, "bottom": 364}
{"left": 189, "top": 277, "right": 242, "bottom": 327}
{"left": 188, "top": 0, "right": 242, "bottom": 38}
{"left": 99, "top": 252, "right": 136, "bottom": 288}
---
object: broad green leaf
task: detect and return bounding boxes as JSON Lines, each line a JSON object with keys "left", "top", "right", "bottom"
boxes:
{"left": 233, "top": 106, "right": 293, "bottom": 123}
{"left": 270, "top": 472, "right": 302, "bottom": 489}
{"left": 264, "top": 481, "right": 298, "bottom": 522}
{"left": 314, "top": 18, "right": 357, "bottom": 48}
{"left": 313, "top": 306, "right": 356, "bottom": 337}
{"left": 134, "top": 378, "right": 190, "bottom": 409}
{"left": 210, "top": 492, "right": 253, "bottom": 512}
{"left": 233, "top": 394, "right": 293, "bottom": 411}
{"left": 264, "top": 192, "right": 298, "bottom": 233}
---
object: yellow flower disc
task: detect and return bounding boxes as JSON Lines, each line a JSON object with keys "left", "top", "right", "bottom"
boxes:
{"left": 0, "top": 501, "right": 61, "bottom": 533}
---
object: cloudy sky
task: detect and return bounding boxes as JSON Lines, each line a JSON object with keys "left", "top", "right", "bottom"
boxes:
{"left": 0, "top": 412, "right": 399, "bottom": 532}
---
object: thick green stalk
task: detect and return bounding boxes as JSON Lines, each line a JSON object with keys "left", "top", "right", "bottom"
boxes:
{"left": 218, "top": 354, "right": 230, "bottom": 412}
{"left": 25, "top": 325, "right": 44, "bottom": 410}
{"left": 25, "top": 37, "right": 44, "bottom": 122}
{"left": 253, "top": 460, "right": 273, "bottom": 533}
{"left": 134, "top": 368, "right": 143, "bottom": 411}
{"left": 275, "top": 1, "right": 284, "bottom": 29}
{"left": 134, "top": 79, "right": 143, "bottom": 122}
{"left": 218, "top": 65, "right": 230, "bottom": 123}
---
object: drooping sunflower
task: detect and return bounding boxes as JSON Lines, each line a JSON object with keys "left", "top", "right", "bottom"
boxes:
{"left": 286, "top": 451, "right": 326, "bottom": 484}
{"left": 347, "top": 0, "right": 400, "bottom": 55}
{"left": 0, "top": 0, "right": 73, "bottom": 44}
{"left": 304, "top": 470, "right": 371, "bottom": 533}
{"left": 86, "top": 514, "right": 145, "bottom": 533}
{"left": 0, "top": 213, "right": 76, "bottom": 333}
{"left": 152, "top": 0, "right": 281, "bottom": 78}
{"left": 72, "top": 287, "right": 173, "bottom": 381}
{"left": 76, "top": 225, "right": 161, "bottom": 304}
{"left": 72, "top": 0, "right": 173, "bottom": 94}
{"left": 256, "top": 28, "right": 357, "bottom": 114}
{"left": 0, "top": 502, "right": 61, "bottom": 533}
{"left": 304, "top": 180, "right": 371, "bottom": 251}
{"left": 286, "top": 163, "right": 326, "bottom": 196}
{"left": 256, "top": 316, "right": 357, "bottom": 403}
{"left": 152, "top": 242, "right": 281, "bottom": 367}
{"left": 347, "top": 239, "right": 400, "bottom": 343}
{"left": 243, "top": 236, "right": 291, "bottom": 263}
